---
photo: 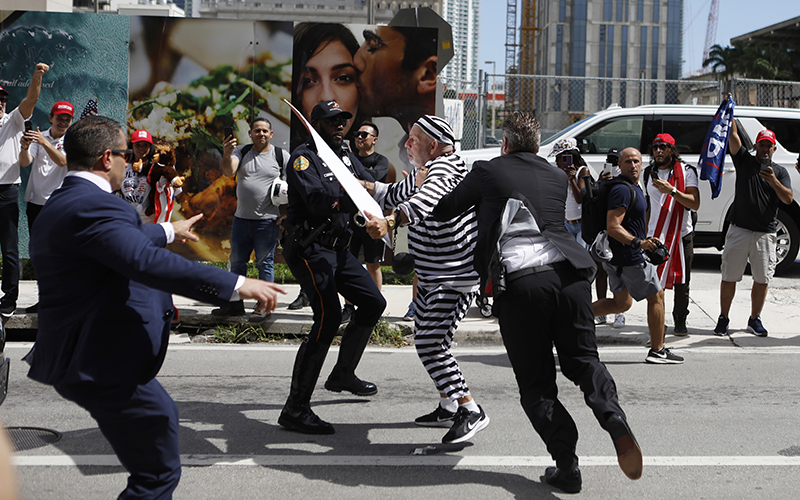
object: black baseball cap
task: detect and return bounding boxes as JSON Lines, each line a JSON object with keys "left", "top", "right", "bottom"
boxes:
{"left": 310, "top": 100, "right": 353, "bottom": 122}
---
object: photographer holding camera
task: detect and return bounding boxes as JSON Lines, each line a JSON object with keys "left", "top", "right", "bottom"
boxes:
{"left": 592, "top": 148, "right": 684, "bottom": 364}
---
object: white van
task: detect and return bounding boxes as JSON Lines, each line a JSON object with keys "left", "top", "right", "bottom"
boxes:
{"left": 460, "top": 104, "right": 800, "bottom": 274}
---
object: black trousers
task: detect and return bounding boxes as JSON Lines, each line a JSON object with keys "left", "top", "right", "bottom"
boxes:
{"left": 672, "top": 231, "right": 694, "bottom": 320}
{"left": 494, "top": 265, "right": 624, "bottom": 471}
{"left": 284, "top": 243, "right": 386, "bottom": 406}
{"left": 56, "top": 379, "right": 181, "bottom": 500}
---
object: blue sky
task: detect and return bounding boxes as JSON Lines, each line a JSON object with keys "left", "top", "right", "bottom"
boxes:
{"left": 478, "top": 0, "right": 800, "bottom": 78}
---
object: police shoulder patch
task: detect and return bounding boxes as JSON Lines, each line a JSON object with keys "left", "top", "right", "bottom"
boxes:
{"left": 293, "top": 156, "right": 310, "bottom": 171}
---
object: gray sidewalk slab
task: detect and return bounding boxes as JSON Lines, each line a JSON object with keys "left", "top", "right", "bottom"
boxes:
{"left": 7, "top": 251, "right": 800, "bottom": 350}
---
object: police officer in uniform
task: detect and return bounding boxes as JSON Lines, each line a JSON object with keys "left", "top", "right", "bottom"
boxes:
{"left": 278, "top": 101, "right": 386, "bottom": 434}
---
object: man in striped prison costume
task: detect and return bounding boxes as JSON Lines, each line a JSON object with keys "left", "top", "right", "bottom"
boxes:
{"left": 364, "top": 115, "right": 489, "bottom": 444}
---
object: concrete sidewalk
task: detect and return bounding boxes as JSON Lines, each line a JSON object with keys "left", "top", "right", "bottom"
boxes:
{"left": 8, "top": 254, "right": 800, "bottom": 349}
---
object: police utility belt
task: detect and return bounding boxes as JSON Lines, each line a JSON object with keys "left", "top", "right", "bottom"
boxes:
{"left": 282, "top": 219, "right": 352, "bottom": 255}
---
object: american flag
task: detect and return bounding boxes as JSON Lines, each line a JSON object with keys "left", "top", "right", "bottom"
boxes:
{"left": 80, "top": 98, "right": 99, "bottom": 120}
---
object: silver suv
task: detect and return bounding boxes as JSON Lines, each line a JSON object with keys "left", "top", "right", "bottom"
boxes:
{"left": 462, "top": 104, "right": 800, "bottom": 274}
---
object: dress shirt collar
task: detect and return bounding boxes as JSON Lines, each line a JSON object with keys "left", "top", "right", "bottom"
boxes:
{"left": 67, "top": 170, "right": 112, "bottom": 193}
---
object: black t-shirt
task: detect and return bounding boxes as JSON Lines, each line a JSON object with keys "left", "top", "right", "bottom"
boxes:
{"left": 730, "top": 149, "right": 792, "bottom": 233}
{"left": 607, "top": 182, "right": 647, "bottom": 266}
{"left": 356, "top": 151, "right": 389, "bottom": 183}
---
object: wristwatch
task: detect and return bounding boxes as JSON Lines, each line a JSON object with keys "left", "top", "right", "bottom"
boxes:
{"left": 668, "top": 188, "right": 677, "bottom": 197}
{"left": 387, "top": 215, "right": 396, "bottom": 229}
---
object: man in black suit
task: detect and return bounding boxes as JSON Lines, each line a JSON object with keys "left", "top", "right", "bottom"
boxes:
{"left": 27, "top": 116, "right": 285, "bottom": 499}
{"left": 432, "top": 112, "right": 642, "bottom": 494}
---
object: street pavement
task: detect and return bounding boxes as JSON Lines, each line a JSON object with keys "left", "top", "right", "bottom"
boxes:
{"left": 2, "top": 250, "right": 800, "bottom": 499}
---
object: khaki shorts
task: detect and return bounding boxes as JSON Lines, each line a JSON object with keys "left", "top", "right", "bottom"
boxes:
{"left": 720, "top": 224, "right": 776, "bottom": 284}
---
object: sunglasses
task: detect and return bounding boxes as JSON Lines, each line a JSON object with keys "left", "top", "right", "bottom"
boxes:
{"left": 324, "top": 117, "right": 348, "bottom": 128}
{"left": 0, "top": 97, "right": 7, "bottom": 103}
{"left": 652, "top": 143, "right": 670, "bottom": 151}
{"left": 111, "top": 149, "right": 134, "bottom": 162}
{"left": 355, "top": 131, "right": 375, "bottom": 139}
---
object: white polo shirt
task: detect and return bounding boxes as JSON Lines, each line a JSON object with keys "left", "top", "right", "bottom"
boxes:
{"left": 0, "top": 108, "right": 25, "bottom": 185}
{"left": 24, "top": 128, "right": 67, "bottom": 206}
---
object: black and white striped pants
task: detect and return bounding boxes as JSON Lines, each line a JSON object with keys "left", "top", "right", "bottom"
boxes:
{"left": 415, "top": 285, "right": 476, "bottom": 399}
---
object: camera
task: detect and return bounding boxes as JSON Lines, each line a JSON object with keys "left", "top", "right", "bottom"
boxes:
{"left": 223, "top": 126, "right": 234, "bottom": 140}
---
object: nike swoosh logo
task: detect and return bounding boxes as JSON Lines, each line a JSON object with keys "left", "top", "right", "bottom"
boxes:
{"left": 467, "top": 419, "right": 479, "bottom": 430}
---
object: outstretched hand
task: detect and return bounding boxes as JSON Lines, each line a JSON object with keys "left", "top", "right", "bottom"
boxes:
{"left": 172, "top": 214, "right": 203, "bottom": 243}
{"left": 238, "top": 279, "right": 287, "bottom": 313}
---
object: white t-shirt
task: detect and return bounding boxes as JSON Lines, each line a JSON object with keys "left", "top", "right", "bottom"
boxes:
{"left": 119, "top": 163, "right": 154, "bottom": 224}
{"left": 24, "top": 128, "right": 67, "bottom": 205}
{"left": 646, "top": 162, "right": 698, "bottom": 237}
{"left": 0, "top": 108, "right": 26, "bottom": 185}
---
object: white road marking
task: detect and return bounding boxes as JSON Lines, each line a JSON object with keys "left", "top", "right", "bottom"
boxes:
{"left": 12, "top": 454, "right": 800, "bottom": 467}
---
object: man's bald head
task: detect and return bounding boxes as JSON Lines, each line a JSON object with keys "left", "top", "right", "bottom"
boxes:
{"left": 619, "top": 147, "right": 642, "bottom": 184}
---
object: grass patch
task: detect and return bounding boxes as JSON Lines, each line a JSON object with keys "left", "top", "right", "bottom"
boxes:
{"left": 210, "top": 323, "right": 285, "bottom": 344}
{"left": 201, "top": 262, "right": 413, "bottom": 285}
{"left": 370, "top": 317, "right": 409, "bottom": 347}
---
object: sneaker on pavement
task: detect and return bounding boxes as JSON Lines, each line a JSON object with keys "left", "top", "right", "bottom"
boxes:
{"left": 746, "top": 316, "right": 768, "bottom": 337}
{"left": 612, "top": 313, "right": 625, "bottom": 329}
{"left": 595, "top": 315, "right": 607, "bottom": 325}
{"left": 402, "top": 301, "right": 416, "bottom": 322}
{"left": 673, "top": 316, "right": 688, "bottom": 336}
{"left": 288, "top": 291, "right": 310, "bottom": 310}
{"left": 441, "top": 405, "right": 490, "bottom": 444}
{"left": 645, "top": 347, "right": 684, "bottom": 364}
{"left": 414, "top": 405, "right": 457, "bottom": 428}
{"left": 0, "top": 302, "right": 17, "bottom": 318}
{"left": 341, "top": 304, "right": 355, "bottom": 324}
{"left": 713, "top": 315, "right": 729, "bottom": 336}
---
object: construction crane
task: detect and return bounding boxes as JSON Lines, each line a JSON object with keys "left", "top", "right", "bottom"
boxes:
{"left": 702, "top": 0, "right": 720, "bottom": 71}
{"left": 519, "top": 0, "right": 538, "bottom": 112}
{"left": 505, "top": 0, "right": 518, "bottom": 112}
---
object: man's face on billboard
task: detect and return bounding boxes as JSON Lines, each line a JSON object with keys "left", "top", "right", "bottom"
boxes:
{"left": 354, "top": 26, "right": 406, "bottom": 116}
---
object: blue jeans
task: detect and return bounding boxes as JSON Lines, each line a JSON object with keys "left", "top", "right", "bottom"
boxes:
{"left": 0, "top": 186, "right": 20, "bottom": 304}
{"left": 230, "top": 216, "right": 280, "bottom": 282}
{"left": 565, "top": 220, "right": 589, "bottom": 250}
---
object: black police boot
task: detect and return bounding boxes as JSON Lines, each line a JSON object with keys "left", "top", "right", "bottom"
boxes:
{"left": 279, "top": 339, "right": 334, "bottom": 434}
{"left": 325, "top": 322, "right": 377, "bottom": 396}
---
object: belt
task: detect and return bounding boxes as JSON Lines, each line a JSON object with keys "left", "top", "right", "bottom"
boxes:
{"left": 506, "top": 261, "right": 570, "bottom": 283}
{"left": 567, "top": 219, "right": 581, "bottom": 225}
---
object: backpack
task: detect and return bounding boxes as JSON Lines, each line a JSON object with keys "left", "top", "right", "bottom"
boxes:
{"left": 580, "top": 175, "right": 639, "bottom": 246}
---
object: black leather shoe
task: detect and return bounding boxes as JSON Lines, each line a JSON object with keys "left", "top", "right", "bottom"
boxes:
{"left": 324, "top": 374, "right": 377, "bottom": 396}
{"left": 278, "top": 405, "right": 335, "bottom": 435}
{"left": 211, "top": 300, "right": 245, "bottom": 316}
{"left": 606, "top": 413, "right": 643, "bottom": 480}
{"left": 288, "top": 291, "right": 310, "bottom": 310}
{"left": 543, "top": 466, "right": 582, "bottom": 494}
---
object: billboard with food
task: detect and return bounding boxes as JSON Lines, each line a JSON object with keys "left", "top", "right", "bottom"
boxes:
{"left": 128, "top": 17, "right": 293, "bottom": 261}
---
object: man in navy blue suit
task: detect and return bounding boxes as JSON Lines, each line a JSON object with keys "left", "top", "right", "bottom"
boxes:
{"left": 27, "top": 116, "right": 285, "bottom": 499}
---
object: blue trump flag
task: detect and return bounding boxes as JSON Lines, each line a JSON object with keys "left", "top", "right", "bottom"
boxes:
{"left": 699, "top": 97, "right": 736, "bottom": 199}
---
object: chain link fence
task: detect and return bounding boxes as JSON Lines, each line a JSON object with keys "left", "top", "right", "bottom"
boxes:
{"left": 731, "top": 77, "right": 800, "bottom": 108}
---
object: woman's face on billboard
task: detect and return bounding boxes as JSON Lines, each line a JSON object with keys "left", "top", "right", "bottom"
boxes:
{"left": 300, "top": 39, "right": 359, "bottom": 134}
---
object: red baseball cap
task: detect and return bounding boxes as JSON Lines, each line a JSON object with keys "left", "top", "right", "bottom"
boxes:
{"left": 653, "top": 133, "right": 675, "bottom": 146}
{"left": 755, "top": 129, "right": 776, "bottom": 145}
{"left": 0, "top": 85, "right": 8, "bottom": 96}
{"left": 131, "top": 130, "right": 153, "bottom": 144}
{"left": 51, "top": 101, "right": 74, "bottom": 117}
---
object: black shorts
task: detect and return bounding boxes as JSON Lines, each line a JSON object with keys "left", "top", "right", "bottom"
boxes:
{"left": 349, "top": 225, "right": 385, "bottom": 264}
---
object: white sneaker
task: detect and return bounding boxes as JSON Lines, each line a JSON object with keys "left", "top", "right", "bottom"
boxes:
{"left": 595, "top": 315, "right": 608, "bottom": 325}
{"left": 612, "top": 313, "right": 626, "bottom": 329}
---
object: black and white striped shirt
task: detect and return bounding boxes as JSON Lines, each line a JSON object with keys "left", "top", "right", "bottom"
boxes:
{"left": 377, "top": 152, "right": 479, "bottom": 292}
